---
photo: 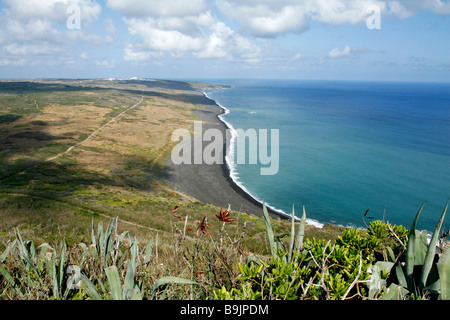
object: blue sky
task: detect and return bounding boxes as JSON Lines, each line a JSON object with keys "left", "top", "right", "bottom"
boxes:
{"left": 0, "top": 0, "right": 449, "bottom": 82}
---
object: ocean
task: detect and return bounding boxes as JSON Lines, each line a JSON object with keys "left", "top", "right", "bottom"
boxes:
{"left": 203, "top": 79, "right": 450, "bottom": 231}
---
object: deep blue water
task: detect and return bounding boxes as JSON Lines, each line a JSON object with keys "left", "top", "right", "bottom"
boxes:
{"left": 204, "top": 79, "right": 450, "bottom": 231}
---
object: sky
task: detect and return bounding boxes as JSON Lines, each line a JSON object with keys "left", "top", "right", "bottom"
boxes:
{"left": 0, "top": 0, "right": 449, "bottom": 82}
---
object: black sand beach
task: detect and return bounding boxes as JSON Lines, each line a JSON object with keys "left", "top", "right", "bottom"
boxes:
{"left": 165, "top": 90, "right": 284, "bottom": 220}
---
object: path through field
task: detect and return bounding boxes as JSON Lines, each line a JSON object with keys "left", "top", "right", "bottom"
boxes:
{"left": 45, "top": 95, "right": 144, "bottom": 162}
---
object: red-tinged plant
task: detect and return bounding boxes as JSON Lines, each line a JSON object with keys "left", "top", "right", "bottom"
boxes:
{"left": 170, "top": 205, "right": 179, "bottom": 214}
{"left": 216, "top": 208, "right": 235, "bottom": 223}
{"left": 237, "top": 245, "right": 248, "bottom": 257}
{"left": 197, "top": 216, "right": 211, "bottom": 236}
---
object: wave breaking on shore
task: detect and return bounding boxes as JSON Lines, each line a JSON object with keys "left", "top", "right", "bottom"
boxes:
{"left": 201, "top": 89, "right": 325, "bottom": 229}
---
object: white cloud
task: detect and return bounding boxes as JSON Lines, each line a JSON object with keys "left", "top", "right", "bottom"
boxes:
{"left": 310, "top": 0, "right": 388, "bottom": 25}
{"left": 3, "top": 43, "right": 62, "bottom": 56}
{"left": 328, "top": 45, "right": 352, "bottom": 58}
{"left": 3, "top": 18, "right": 62, "bottom": 43}
{"left": 125, "top": 17, "right": 205, "bottom": 53}
{"left": 0, "top": 0, "right": 447, "bottom": 74}
{"left": 194, "top": 21, "right": 262, "bottom": 63}
{"left": 106, "top": 0, "right": 208, "bottom": 17}
{"left": 215, "top": 0, "right": 450, "bottom": 38}
{"left": 109, "top": 0, "right": 262, "bottom": 64}
{"left": 389, "top": 0, "right": 450, "bottom": 16}
{"left": 3, "top": 0, "right": 101, "bottom": 24}
{"left": 0, "top": 0, "right": 105, "bottom": 68}
{"left": 216, "top": 1, "right": 310, "bottom": 38}
{"left": 95, "top": 59, "right": 116, "bottom": 68}
{"left": 429, "top": 0, "right": 450, "bottom": 15}
{"left": 328, "top": 45, "right": 368, "bottom": 58}
{"left": 388, "top": 1, "right": 415, "bottom": 19}
{"left": 194, "top": 22, "right": 233, "bottom": 59}
{"left": 216, "top": 0, "right": 387, "bottom": 37}
{"left": 123, "top": 44, "right": 163, "bottom": 62}
{"left": 112, "top": 1, "right": 215, "bottom": 55}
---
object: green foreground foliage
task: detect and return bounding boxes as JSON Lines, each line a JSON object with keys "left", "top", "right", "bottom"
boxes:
{"left": 0, "top": 217, "right": 199, "bottom": 300}
{"left": 0, "top": 201, "right": 449, "bottom": 300}
{"left": 216, "top": 200, "right": 449, "bottom": 300}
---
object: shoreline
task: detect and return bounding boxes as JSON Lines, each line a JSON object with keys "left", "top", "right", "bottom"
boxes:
{"left": 212, "top": 93, "right": 293, "bottom": 221}
{"left": 203, "top": 90, "right": 298, "bottom": 221}
{"left": 196, "top": 87, "right": 441, "bottom": 235}
{"left": 164, "top": 89, "right": 287, "bottom": 221}
{"left": 202, "top": 90, "right": 325, "bottom": 228}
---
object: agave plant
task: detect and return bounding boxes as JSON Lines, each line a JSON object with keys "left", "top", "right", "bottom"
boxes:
{"left": 369, "top": 200, "right": 449, "bottom": 300}
{"left": 0, "top": 228, "right": 75, "bottom": 299}
{"left": 262, "top": 201, "right": 306, "bottom": 261}
{"left": 79, "top": 217, "right": 198, "bottom": 300}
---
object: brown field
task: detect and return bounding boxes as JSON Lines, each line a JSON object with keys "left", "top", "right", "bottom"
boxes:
{"left": 0, "top": 78, "right": 349, "bottom": 300}
{"left": 0, "top": 78, "right": 341, "bottom": 254}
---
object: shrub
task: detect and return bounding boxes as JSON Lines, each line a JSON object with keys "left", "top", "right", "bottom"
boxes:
{"left": 216, "top": 201, "right": 449, "bottom": 300}
{"left": 215, "top": 203, "right": 374, "bottom": 300}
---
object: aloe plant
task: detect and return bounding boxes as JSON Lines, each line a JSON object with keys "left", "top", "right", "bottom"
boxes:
{"left": 105, "top": 264, "right": 142, "bottom": 300}
{"left": 288, "top": 204, "right": 307, "bottom": 262}
{"left": 438, "top": 243, "right": 450, "bottom": 299}
{"left": 150, "top": 276, "right": 199, "bottom": 300}
{"left": 262, "top": 201, "right": 307, "bottom": 260}
{"left": 370, "top": 200, "right": 449, "bottom": 300}
{"left": 81, "top": 265, "right": 198, "bottom": 300}
{"left": 262, "top": 201, "right": 276, "bottom": 256}
{"left": 89, "top": 216, "right": 128, "bottom": 268}
{"left": 294, "top": 205, "right": 307, "bottom": 254}
{"left": 78, "top": 217, "right": 198, "bottom": 300}
{"left": 47, "top": 239, "right": 67, "bottom": 299}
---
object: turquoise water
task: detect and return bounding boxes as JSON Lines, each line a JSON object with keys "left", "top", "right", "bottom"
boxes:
{"left": 204, "top": 79, "right": 450, "bottom": 231}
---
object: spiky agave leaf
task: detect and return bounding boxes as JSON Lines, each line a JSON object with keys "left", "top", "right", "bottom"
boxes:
{"left": 123, "top": 261, "right": 136, "bottom": 300}
{"left": 288, "top": 204, "right": 295, "bottom": 262}
{"left": 405, "top": 202, "right": 426, "bottom": 293}
{"left": 151, "top": 276, "right": 198, "bottom": 299}
{"left": 80, "top": 273, "right": 102, "bottom": 300}
{"left": 123, "top": 238, "right": 139, "bottom": 300}
{"left": 144, "top": 238, "right": 153, "bottom": 264}
{"left": 438, "top": 242, "right": 450, "bottom": 300}
{"left": 103, "top": 216, "right": 118, "bottom": 267}
{"left": 262, "top": 201, "right": 276, "bottom": 256}
{"left": 294, "top": 205, "right": 307, "bottom": 253}
{"left": 420, "top": 200, "right": 448, "bottom": 291}
{"left": 105, "top": 265, "right": 122, "bottom": 300}
{"left": 0, "top": 239, "right": 17, "bottom": 263}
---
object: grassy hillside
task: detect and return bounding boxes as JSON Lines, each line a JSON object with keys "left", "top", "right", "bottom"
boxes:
{"left": 1, "top": 79, "right": 448, "bottom": 301}
{"left": 0, "top": 79, "right": 343, "bottom": 300}
{"left": 0, "top": 79, "right": 340, "bottom": 253}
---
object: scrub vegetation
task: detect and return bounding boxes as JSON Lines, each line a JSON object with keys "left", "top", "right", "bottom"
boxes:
{"left": 0, "top": 79, "right": 448, "bottom": 300}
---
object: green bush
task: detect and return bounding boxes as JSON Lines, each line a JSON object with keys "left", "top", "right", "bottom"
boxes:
{"left": 216, "top": 201, "right": 449, "bottom": 300}
{"left": 215, "top": 204, "right": 375, "bottom": 300}
{"left": 215, "top": 239, "right": 375, "bottom": 300}
{"left": 337, "top": 221, "right": 407, "bottom": 261}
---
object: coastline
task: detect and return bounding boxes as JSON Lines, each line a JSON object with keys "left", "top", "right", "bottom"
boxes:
{"left": 202, "top": 90, "right": 299, "bottom": 221}
{"left": 201, "top": 89, "right": 329, "bottom": 228}
{"left": 164, "top": 89, "right": 287, "bottom": 220}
